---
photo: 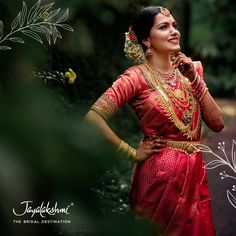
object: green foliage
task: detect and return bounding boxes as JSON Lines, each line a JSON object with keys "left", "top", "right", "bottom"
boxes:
{"left": 0, "top": 78, "right": 155, "bottom": 236}
{"left": 191, "top": 0, "right": 236, "bottom": 96}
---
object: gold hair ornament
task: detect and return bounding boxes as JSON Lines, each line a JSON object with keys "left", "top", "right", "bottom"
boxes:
{"left": 160, "top": 7, "right": 171, "bottom": 17}
{"left": 124, "top": 25, "right": 146, "bottom": 65}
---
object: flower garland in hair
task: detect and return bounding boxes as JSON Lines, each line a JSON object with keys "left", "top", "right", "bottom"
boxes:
{"left": 124, "top": 25, "right": 146, "bottom": 65}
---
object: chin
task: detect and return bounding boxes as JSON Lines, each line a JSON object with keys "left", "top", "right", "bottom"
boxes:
{"left": 170, "top": 45, "right": 180, "bottom": 52}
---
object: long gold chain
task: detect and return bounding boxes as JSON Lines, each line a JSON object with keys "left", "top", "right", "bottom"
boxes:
{"left": 144, "top": 63, "right": 201, "bottom": 140}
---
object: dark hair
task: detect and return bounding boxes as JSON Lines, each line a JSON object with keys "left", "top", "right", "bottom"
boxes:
{"left": 132, "top": 6, "right": 166, "bottom": 51}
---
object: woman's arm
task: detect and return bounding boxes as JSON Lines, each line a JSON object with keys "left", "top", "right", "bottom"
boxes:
{"left": 84, "top": 67, "right": 166, "bottom": 162}
{"left": 172, "top": 54, "right": 224, "bottom": 133}
{"left": 84, "top": 109, "right": 121, "bottom": 149}
{"left": 199, "top": 91, "right": 224, "bottom": 132}
{"left": 84, "top": 109, "right": 166, "bottom": 162}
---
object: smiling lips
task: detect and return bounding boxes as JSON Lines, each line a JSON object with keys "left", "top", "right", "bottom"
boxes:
{"left": 168, "top": 37, "right": 179, "bottom": 44}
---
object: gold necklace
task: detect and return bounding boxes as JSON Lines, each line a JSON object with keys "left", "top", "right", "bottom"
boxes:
{"left": 146, "top": 63, "right": 188, "bottom": 104}
{"left": 144, "top": 63, "right": 201, "bottom": 140}
{"left": 153, "top": 66, "right": 186, "bottom": 100}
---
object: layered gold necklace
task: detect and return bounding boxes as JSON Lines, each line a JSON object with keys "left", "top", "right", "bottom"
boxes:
{"left": 144, "top": 63, "right": 201, "bottom": 140}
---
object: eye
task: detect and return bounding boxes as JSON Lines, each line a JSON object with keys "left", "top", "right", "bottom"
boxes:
{"left": 173, "top": 23, "right": 178, "bottom": 29}
{"left": 159, "top": 24, "right": 168, "bottom": 30}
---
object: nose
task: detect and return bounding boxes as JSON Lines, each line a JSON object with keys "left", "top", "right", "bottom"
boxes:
{"left": 170, "top": 26, "right": 179, "bottom": 36}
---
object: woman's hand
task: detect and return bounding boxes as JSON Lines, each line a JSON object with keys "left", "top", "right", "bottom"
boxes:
{"left": 172, "top": 52, "right": 196, "bottom": 82}
{"left": 135, "top": 135, "right": 166, "bottom": 162}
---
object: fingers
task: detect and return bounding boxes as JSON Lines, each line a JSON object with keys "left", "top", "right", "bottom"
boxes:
{"left": 146, "top": 138, "right": 166, "bottom": 152}
{"left": 149, "top": 135, "right": 166, "bottom": 147}
{"left": 172, "top": 52, "right": 193, "bottom": 70}
{"left": 136, "top": 136, "right": 167, "bottom": 161}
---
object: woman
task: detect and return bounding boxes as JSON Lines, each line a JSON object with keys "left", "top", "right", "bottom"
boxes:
{"left": 85, "top": 6, "right": 224, "bottom": 236}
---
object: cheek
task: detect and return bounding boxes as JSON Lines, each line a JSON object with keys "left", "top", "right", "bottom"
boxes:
{"left": 150, "top": 31, "right": 168, "bottom": 42}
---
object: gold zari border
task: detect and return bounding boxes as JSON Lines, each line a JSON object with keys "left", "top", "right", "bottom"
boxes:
{"left": 91, "top": 93, "right": 118, "bottom": 120}
{"left": 166, "top": 140, "right": 200, "bottom": 155}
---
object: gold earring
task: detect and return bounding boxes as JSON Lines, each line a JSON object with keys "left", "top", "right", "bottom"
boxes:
{"left": 145, "top": 46, "right": 152, "bottom": 56}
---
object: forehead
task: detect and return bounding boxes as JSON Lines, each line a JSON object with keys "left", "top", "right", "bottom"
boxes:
{"left": 153, "top": 13, "right": 176, "bottom": 26}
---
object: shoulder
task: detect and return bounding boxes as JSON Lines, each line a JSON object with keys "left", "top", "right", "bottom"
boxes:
{"left": 113, "top": 65, "right": 144, "bottom": 84}
{"left": 119, "top": 65, "right": 143, "bottom": 79}
{"left": 110, "top": 65, "right": 145, "bottom": 94}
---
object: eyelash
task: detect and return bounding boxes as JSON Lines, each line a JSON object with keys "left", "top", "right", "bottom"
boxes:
{"left": 159, "top": 24, "right": 178, "bottom": 30}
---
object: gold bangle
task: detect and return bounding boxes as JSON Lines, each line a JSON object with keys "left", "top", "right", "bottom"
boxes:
{"left": 190, "top": 73, "right": 199, "bottom": 86}
{"left": 116, "top": 140, "right": 136, "bottom": 162}
{"left": 116, "top": 140, "right": 125, "bottom": 152}
{"left": 123, "top": 142, "right": 129, "bottom": 155}
{"left": 127, "top": 145, "right": 137, "bottom": 159}
{"left": 191, "top": 75, "right": 201, "bottom": 90}
{"left": 199, "top": 87, "right": 208, "bottom": 102}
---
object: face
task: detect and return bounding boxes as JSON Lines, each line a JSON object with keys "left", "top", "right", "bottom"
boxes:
{"left": 143, "top": 13, "right": 181, "bottom": 54}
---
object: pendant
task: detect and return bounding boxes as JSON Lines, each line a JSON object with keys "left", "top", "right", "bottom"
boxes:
{"left": 183, "top": 109, "right": 192, "bottom": 125}
{"left": 173, "top": 89, "right": 184, "bottom": 99}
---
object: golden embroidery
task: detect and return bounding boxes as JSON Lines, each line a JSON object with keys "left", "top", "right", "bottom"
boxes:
{"left": 166, "top": 140, "right": 200, "bottom": 155}
{"left": 91, "top": 93, "right": 118, "bottom": 120}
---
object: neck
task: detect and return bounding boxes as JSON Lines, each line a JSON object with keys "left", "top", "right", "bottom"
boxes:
{"left": 146, "top": 51, "right": 172, "bottom": 73}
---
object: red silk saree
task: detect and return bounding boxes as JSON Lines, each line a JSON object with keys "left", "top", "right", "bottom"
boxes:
{"left": 91, "top": 62, "right": 215, "bottom": 236}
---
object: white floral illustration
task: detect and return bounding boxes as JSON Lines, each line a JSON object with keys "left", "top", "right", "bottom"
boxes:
{"left": 194, "top": 139, "right": 236, "bottom": 208}
{"left": 0, "top": 0, "right": 73, "bottom": 50}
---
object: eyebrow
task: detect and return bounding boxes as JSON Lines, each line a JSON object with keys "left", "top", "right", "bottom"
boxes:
{"left": 156, "top": 21, "right": 177, "bottom": 27}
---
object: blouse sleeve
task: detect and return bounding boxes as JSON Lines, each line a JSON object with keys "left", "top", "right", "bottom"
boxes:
{"left": 90, "top": 67, "right": 142, "bottom": 120}
{"left": 193, "top": 61, "right": 204, "bottom": 80}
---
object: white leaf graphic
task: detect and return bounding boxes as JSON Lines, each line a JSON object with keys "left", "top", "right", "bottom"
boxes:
{"left": 55, "top": 9, "right": 69, "bottom": 24}
{"left": 22, "top": 30, "right": 43, "bottom": 44}
{"left": 205, "top": 160, "right": 225, "bottom": 169}
{"left": 45, "top": 8, "right": 61, "bottom": 21}
{"left": 0, "top": 21, "right": 3, "bottom": 40}
{"left": 19, "top": 1, "right": 27, "bottom": 27}
{"left": 232, "top": 139, "right": 236, "bottom": 170}
{"left": 27, "top": 0, "right": 41, "bottom": 24}
{"left": 0, "top": 45, "right": 12, "bottom": 50}
{"left": 60, "top": 24, "right": 74, "bottom": 32}
{"left": 41, "top": 26, "right": 51, "bottom": 45}
{"left": 34, "top": 2, "right": 55, "bottom": 22}
{"left": 30, "top": 25, "right": 45, "bottom": 33}
{"left": 193, "top": 143, "right": 212, "bottom": 153}
{"left": 227, "top": 190, "right": 236, "bottom": 208}
{"left": 56, "top": 30, "right": 62, "bottom": 39}
{"left": 52, "top": 26, "right": 58, "bottom": 44}
{"left": 11, "top": 12, "right": 21, "bottom": 31}
{"left": 9, "top": 37, "right": 25, "bottom": 44}
{"left": 1, "top": 1, "right": 74, "bottom": 51}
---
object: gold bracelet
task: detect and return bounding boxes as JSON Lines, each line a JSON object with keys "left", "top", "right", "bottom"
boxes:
{"left": 116, "top": 140, "right": 125, "bottom": 152}
{"left": 199, "top": 87, "right": 208, "bottom": 102}
{"left": 190, "top": 73, "right": 199, "bottom": 86}
{"left": 127, "top": 145, "right": 136, "bottom": 159}
{"left": 116, "top": 140, "right": 137, "bottom": 162}
{"left": 191, "top": 75, "right": 201, "bottom": 90}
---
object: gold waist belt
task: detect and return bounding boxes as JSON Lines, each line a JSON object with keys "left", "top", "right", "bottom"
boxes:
{"left": 165, "top": 140, "right": 200, "bottom": 155}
